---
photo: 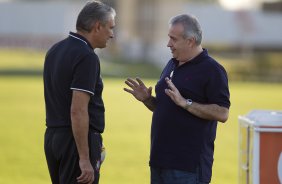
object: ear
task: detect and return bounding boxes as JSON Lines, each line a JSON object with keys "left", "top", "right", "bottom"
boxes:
{"left": 187, "top": 37, "right": 196, "bottom": 47}
{"left": 93, "top": 21, "right": 102, "bottom": 33}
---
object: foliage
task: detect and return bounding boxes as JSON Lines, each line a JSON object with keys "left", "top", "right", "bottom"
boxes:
{"left": 213, "top": 51, "right": 282, "bottom": 83}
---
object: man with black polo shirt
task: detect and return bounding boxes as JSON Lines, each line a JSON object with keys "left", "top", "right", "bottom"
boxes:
{"left": 124, "top": 14, "right": 230, "bottom": 184}
{"left": 43, "top": 1, "right": 115, "bottom": 184}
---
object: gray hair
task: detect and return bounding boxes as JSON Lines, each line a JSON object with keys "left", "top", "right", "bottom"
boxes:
{"left": 76, "top": 1, "right": 116, "bottom": 32}
{"left": 169, "top": 14, "right": 202, "bottom": 45}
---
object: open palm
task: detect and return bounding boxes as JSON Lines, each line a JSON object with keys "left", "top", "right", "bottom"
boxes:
{"left": 124, "top": 78, "right": 152, "bottom": 102}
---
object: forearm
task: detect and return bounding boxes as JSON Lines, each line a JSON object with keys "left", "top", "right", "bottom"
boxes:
{"left": 142, "top": 96, "right": 157, "bottom": 112}
{"left": 164, "top": 78, "right": 229, "bottom": 123}
{"left": 71, "top": 110, "right": 90, "bottom": 160}
{"left": 184, "top": 102, "right": 229, "bottom": 123}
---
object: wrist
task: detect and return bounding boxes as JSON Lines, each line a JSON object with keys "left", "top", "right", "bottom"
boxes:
{"left": 142, "top": 96, "right": 152, "bottom": 103}
{"left": 79, "top": 157, "right": 90, "bottom": 161}
{"left": 183, "top": 99, "right": 193, "bottom": 110}
{"left": 79, "top": 154, "right": 90, "bottom": 160}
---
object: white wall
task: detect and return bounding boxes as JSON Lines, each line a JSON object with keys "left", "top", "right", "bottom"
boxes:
{"left": 0, "top": 1, "right": 83, "bottom": 36}
{"left": 0, "top": 1, "right": 281, "bottom": 65}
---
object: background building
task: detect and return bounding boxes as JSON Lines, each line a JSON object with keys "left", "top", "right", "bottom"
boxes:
{"left": 0, "top": 0, "right": 281, "bottom": 66}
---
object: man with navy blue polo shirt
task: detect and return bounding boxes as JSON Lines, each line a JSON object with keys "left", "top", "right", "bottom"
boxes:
{"left": 124, "top": 14, "right": 230, "bottom": 184}
{"left": 43, "top": 1, "right": 115, "bottom": 184}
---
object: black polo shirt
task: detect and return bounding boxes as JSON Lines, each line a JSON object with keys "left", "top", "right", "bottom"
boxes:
{"left": 149, "top": 49, "right": 230, "bottom": 182}
{"left": 43, "top": 32, "right": 105, "bottom": 133}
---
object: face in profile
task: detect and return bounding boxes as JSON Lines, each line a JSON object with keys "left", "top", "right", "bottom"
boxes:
{"left": 167, "top": 23, "right": 192, "bottom": 62}
{"left": 96, "top": 16, "right": 115, "bottom": 48}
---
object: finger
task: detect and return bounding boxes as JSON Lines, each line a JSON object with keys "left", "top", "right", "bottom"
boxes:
{"left": 79, "top": 177, "right": 88, "bottom": 184}
{"left": 123, "top": 88, "right": 134, "bottom": 94}
{"left": 125, "top": 80, "right": 135, "bottom": 88}
{"left": 136, "top": 77, "right": 145, "bottom": 87}
{"left": 165, "top": 77, "right": 177, "bottom": 91}
{"left": 127, "top": 78, "right": 139, "bottom": 87}
{"left": 88, "top": 174, "right": 95, "bottom": 184}
{"left": 148, "top": 86, "right": 152, "bottom": 94}
{"left": 165, "top": 89, "right": 174, "bottom": 98}
{"left": 77, "top": 173, "right": 87, "bottom": 183}
{"left": 85, "top": 175, "right": 92, "bottom": 184}
{"left": 78, "top": 174, "right": 90, "bottom": 184}
{"left": 77, "top": 172, "right": 85, "bottom": 180}
{"left": 86, "top": 172, "right": 94, "bottom": 183}
{"left": 77, "top": 174, "right": 86, "bottom": 182}
{"left": 78, "top": 171, "right": 91, "bottom": 183}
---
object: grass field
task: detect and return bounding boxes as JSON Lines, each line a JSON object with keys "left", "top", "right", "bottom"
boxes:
{"left": 0, "top": 76, "right": 282, "bottom": 184}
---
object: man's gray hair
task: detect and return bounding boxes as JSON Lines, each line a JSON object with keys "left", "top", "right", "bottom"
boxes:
{"left": 76, "top": 1, "right": 116, "bottom": 32}
{"left": 169, "top": 14, "right": 202, "bottom": 45}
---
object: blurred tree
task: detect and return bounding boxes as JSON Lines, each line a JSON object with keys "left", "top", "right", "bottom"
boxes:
{"left": 262, "top": 0, "right": 282, "bottom": 13}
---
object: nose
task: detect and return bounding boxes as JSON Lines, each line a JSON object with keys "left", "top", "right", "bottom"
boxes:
{"left": 167, "top": 39, "right": 172, "bottom": 47}
{"left": 110, "top": 31, "right": 114, "bottom": 39}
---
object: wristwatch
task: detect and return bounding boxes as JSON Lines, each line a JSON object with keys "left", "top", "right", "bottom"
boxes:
{"left": 184, "top": 99, "right": 193, "bottom": 110}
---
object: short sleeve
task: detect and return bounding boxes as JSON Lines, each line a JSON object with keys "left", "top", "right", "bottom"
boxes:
{"left": 70, "top": 54, "right": 100, "bottom": 95}
{"left": 206, "top": 64, "right": 230, "bottom": 108}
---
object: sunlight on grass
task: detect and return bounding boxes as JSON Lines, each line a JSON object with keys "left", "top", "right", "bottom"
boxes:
{"left": 0, "top": 49, "right": 45, "bottom": 70}
{"left": 0, "top": 77, "right": 281, "bottom": 184}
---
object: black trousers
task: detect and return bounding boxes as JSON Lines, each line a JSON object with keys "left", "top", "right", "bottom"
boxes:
{"left": 44, "top": 127, "right": 102, "bottom": 184}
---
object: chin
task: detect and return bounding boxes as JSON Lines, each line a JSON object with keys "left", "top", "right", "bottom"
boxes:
{"left": 99, "top": 44, "right": 107, "bottom": 49}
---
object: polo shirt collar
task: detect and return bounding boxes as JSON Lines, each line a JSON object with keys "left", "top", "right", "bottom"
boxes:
{"left": 69, "top": 32, "right": 93, "bottom": 50}
{"left": 172, "top": 48, "right": 208, "bottom": 66}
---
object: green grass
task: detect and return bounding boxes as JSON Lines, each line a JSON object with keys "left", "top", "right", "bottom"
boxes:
{"left": 0, "top": 76, "right": 282, "bottom": 184}
{"left": 0, "top": 49, "right": 44, "bottom": 70}
{"left": 1, "top": 48, "right": 282, "bottom": 81}
{"left": 0, "top": 48, "right": 161, "bottom": 78}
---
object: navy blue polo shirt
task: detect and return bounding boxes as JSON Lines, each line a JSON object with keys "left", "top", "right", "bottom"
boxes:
{"left": 149, "top": 49, "right": 230, "bottom": 182}
{"left": 43, "top": 32, "right": 105, "bottom": 133}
